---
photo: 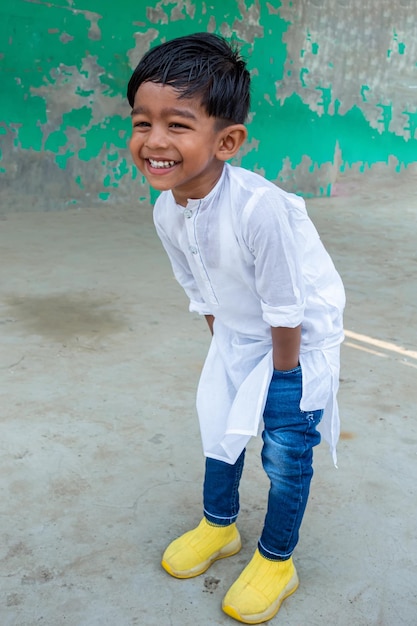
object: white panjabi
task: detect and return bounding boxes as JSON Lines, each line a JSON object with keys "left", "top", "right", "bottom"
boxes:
{"left": 153, "top": 163, "right": 345, "bottom": 465}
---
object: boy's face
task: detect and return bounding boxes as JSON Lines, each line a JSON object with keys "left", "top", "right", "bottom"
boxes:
{"left": 129, "top": 82, "right": 228, "bottom": 206}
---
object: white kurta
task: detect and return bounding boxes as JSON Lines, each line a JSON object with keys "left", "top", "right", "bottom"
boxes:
{"left": 153, "top": 163, "right": 345, "bottom": 465}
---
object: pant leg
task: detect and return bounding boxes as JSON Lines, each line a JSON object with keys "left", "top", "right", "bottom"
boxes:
{"left": 203, "top": 449, "right": 245, "bottom": 526}
{"left": 258, "top": 365, "right": 323, "bottom": 560}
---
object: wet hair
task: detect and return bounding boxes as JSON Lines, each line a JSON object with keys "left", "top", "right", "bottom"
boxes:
{"left": 127, "top": 32, "right": 250, "bottom": 125}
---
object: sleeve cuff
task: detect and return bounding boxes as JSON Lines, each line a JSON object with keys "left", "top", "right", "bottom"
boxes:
{"left": 261, "top": 301, "right": 305, "bottom": 328}
{"left": 189, "top": 300, "right": 213, "bottom": 316}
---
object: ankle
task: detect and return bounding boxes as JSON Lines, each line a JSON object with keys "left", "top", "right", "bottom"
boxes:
{"left": 205, "top": 518, "right": 234, "bottom": 528}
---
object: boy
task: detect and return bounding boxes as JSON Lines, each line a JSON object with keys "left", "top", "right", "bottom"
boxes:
{"left": 127, "top": 32, "right": 345, "bottom": 624}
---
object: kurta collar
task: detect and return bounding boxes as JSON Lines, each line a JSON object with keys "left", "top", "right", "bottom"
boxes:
{"left": 169, "top": 164, "right": 228, "bottom": 211}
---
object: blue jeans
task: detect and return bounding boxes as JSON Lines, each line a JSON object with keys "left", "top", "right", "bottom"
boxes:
{"left": 203, "top": 365, "right": 323, "bottom": 560}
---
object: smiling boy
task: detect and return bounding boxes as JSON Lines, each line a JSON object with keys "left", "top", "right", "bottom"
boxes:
{"left": 128, "top": 33, "right": 345, "bottom": 624}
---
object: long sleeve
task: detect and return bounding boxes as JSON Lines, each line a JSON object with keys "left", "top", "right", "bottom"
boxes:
{"left": 153, "top": 196, "right": 213, "bottom": 316}
{"left": 240, "top": 188, "right": 306, "bottom": 328}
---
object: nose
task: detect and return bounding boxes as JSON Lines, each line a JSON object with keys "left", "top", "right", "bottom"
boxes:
{"left": 145, "top": 124, "right": 169, "bottom": 150}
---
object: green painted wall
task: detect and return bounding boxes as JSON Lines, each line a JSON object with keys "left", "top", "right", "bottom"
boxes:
{"left": 1, "top": 0, "right": 416, "bottom": 211}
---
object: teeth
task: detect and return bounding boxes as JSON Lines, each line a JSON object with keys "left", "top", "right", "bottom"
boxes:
{"left": 149, "top": 158, "right": 176, "bottom": 169}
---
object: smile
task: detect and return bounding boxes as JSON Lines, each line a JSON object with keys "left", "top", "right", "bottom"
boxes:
{"left": 148, "top": 158, "right": 178, "bottom": 169}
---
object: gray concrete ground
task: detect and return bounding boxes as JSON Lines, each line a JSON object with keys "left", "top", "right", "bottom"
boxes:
{"left": 1, "top": 173, "right": 416, "bottom": 626}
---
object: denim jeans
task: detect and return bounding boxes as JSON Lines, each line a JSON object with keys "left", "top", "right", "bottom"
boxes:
{"left": 203, "top": 365, "right": 323, "bottom": 560}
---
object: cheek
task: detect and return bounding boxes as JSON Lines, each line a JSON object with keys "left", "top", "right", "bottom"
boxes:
{"left": 129, "top": 134, "right": 142, "bottom": 159}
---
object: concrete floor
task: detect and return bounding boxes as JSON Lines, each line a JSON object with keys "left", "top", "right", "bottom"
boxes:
{"left": 1, "top": 173, "right": 416, "bottom": 626}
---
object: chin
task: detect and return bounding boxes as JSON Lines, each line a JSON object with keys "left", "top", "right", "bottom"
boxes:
{"left": 149, "top": 180, "right": 174, "bottom": 191}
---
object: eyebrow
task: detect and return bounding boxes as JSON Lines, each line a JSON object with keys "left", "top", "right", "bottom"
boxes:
{"left": 130, "top": 106, "right": 198, "bottom": 120}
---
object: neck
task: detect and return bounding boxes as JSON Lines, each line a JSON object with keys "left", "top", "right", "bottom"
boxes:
{"left": 172, "top": 162, "right": 225, "bottom": 206}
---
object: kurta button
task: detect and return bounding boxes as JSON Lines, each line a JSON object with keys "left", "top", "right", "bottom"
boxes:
{"left": 189, "top": 245, "right": 198, "bottom": 255}
{"left": 184, "top": 209, "right": 193, "bottom": 218}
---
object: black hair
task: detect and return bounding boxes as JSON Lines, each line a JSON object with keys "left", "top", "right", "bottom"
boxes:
{"left": 127, "top": 32, "right": 250, "bottom": 124}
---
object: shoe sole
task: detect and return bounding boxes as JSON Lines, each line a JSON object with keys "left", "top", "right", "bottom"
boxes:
{"left": 222, "top": 570, "right": 299, "bottom": 624}
{"left": 161, "top": 535, "right": 242, "bottom": 579}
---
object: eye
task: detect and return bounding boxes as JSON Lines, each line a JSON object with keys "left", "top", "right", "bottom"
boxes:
{"left": 133, "top": 120, "right": 150, "bottom": 128}
{"left": 169, "top": 122, "right": 189, "bottom": 129}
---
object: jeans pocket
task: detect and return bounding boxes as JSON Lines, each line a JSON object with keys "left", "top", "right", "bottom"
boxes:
{"left": 266, "top": 366, "right": 303, "bottom": 419}
{"left": 273, "top": 364, "right": 302, "bottom": 376}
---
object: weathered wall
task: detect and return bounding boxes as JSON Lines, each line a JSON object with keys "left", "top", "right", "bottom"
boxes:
{"left": 0, "top": 0, "right": 416, "bottom": 211}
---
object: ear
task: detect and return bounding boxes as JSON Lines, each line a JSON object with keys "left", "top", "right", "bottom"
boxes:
{"left": 216, "top": 124, "right": 248, "bottom": 161}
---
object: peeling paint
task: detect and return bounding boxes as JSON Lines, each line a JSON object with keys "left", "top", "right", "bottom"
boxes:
{"left": 1, "top": 0, "right": 417, "bottom": 212}
{"left": 275, "top": 0, "right": 417, "bottom": 189}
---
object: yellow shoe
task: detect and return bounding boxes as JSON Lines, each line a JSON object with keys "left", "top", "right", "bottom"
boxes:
{"left": 222, "top": 549, "right": 299, "bottom": 624}
{"left": 161, "top": 518, "right": 241, "bottom": 579}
